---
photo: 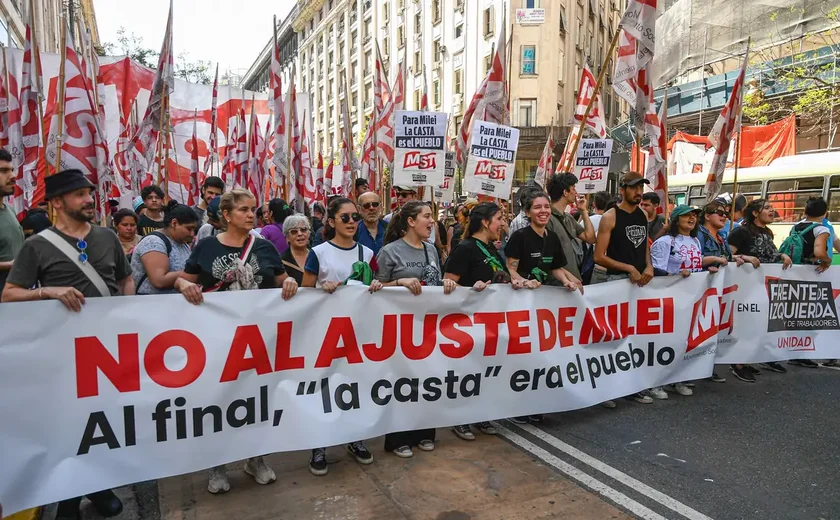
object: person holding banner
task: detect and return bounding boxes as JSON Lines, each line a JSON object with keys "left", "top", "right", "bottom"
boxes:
{"left": 444, "top": 201, "right": 525, "bottom": 440}
{"left": 2, "top": 169, "right": 133, "bottom": 519}
{"left": 508, "top": 184, "right": 542, "bottom": 236}
{"left": 279, "top": 214, "right": 312, "bottom": 286}
{"left": 175, "top": 188, "right": 298, "bottom": 494}
{"left": 303, "top": 196, "right": 383, "bottom": 475}
{"left": 375, "top": 200, "right": 457, "bottom": 458}
{"left": 131, "top": 201, "right": 199, "bottom": 295}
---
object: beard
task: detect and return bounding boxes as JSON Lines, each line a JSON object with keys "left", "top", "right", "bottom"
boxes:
{"left": 66, "top": 205, "right": 95, "bottom": 223}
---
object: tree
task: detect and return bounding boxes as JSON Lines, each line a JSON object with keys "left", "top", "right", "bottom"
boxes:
{"left": 101, "top": 27, "right": 213, "bottom": 85}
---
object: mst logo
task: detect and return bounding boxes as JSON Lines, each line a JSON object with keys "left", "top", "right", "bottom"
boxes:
{"left": 766, "top": 277, "right": 840, "bottom": 332}
{"left": 578, "top": 167, "right": 605, "bottom": 181}
{"left": 475, "top": 160, "right": 507, "bottom": 180}
{"left": 687, "top": 285, "right": 738, "bottom": 352}
{"left": 403, "top": 151, "right": 437, "bottom": 170}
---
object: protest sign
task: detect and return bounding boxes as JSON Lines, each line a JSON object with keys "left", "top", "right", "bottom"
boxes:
{"left": 3, "top": 265, "right": 840, "bottom": 514}
{"left": 464, "top": 120, "right": 519, "bottom": 199}
{"left": 393, "top": 111, "right": 448, "bottom": 187}
{"left": 433, "top": 152, "right": 456, "bottom": 202}
{"left": 574, "top": 139, "right": 613, "bottom": 193}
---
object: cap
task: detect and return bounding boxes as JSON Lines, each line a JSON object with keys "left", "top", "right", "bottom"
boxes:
{"left": 207, "top": 196, "right": 222, "bottom": 221}
{"left": 620, "top": 171, "right": 650, "bottom": 187}
{"left": 394, "top": 186, "right": 418, "bottom": 193}
{"left": 132, "top": 196, "right": 145, "bottom": 212}
{"left": 670, "top": 204, "right": 701, "bottom": 219}
{"left": 44, "top": 169, "right": 94, "bottom": 200}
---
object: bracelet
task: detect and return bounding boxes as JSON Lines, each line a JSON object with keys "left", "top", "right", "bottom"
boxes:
{"left": 38, "top": 287, "right": 44, "bottom": 300}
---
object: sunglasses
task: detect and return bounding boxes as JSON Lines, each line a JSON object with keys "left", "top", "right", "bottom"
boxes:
{"left": 338, "top": 213, "right": 362, "bottom": 224}
{"left": 361, "top": 201, "right": 381, "bottom": 210}
{"left": 288, "top": 227, "right": 310, "bottom": 236}
{"left": 707, "top": 209, "right": 728, "bottom": 217}
{"left": 77, "top": 239, "right": 88, "bottom": 263}
{"left": 397, "top": 192, "right": 414, "bottom": 198}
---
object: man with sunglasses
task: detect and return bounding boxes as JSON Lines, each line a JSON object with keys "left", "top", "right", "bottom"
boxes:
{"left": 2, "top": 169, "right": 132, "bottom": 519}
{"left": 384, "top": 186, "right": 418, "bottom": 224}
{"left": 356, "top": 191, "right": 387, "bottom": 255}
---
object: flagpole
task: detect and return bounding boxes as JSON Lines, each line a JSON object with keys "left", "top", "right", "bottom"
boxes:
{"left": 162, "top": 91, "right": 171, "bottom": 201}
{"left": 662, "top": 85, "right": 670, "bottom": 222}
{"left": 728, "top": 38, "right": 750, "bottom": 236}
{"left": 54, "top": 17, "right": 67, "bottom": 173}
{"left": 175, "top": 125, "right": 185, "bottom": 203}
{"left": 564, "top": 30, "right": 621, "bottom": 172}
{"left": 29, "top": 0, "right": 49, "bottom": 176}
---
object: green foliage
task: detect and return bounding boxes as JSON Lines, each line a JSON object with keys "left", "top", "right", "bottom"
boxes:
{"left": 102, "top": 27, "right": 212, "bottom": 85}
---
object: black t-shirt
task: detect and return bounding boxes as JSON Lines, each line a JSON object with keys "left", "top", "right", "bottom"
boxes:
{"left": 504, "top": 226, "right": 567, "bottom": 281}
{"left": 185, "top": 236, "right": 286, "bottom": 290}
{"left": 450, "top": 223, "right": 464, "bottom": 251}
{"left": 280, "top": 247, "right": 306, "bottom": 286}
{"left": 445, "top": 237, "right": 504, "bottom": 287}
{"left": 648, "top": 215, "right": 665, "bottom": 240}
{"left": 727, "top": 225, "right": 781, "bottom": 264}
{"left": 137, "top": 214, "right": 164, "bottom": 237}
{"left": 605, "top": 207, "right": 649, "bottom": 274}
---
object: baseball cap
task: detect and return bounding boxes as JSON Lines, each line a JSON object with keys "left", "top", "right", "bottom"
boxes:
{"left": 207, "top": 196, "right": 222, "bottom": 221}
{"left": 394, "top": 186, "right": 417, "bottom": 193}
{"left": 670, "top": 204, "right": 701, "bottom": 219}
{"left": 620, "top": 171, "right": 651, "bottom": 187}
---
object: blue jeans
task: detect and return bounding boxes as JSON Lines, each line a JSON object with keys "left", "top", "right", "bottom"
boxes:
{"left": 591, "top": 270, "right": 630, "bottom": 284}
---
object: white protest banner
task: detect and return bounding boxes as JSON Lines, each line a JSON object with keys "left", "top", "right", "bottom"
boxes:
{"left": 574, "top": 139, "right": 613, "bottom": 193}
{"left": 433, "top": 151, "right": 456, "bottom": 202}
{"left": 393, "top": 110, "right": 448, "bottom": 187}
{"left": 3, "top": 265, "right": 840, "bottom": 514}
{"left": 464, "top": 120, "right": 519, "bottom": 199}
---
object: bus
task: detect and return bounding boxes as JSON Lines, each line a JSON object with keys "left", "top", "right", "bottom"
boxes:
{"left": 668, "top": 151, "right": 840, "bottom": 254}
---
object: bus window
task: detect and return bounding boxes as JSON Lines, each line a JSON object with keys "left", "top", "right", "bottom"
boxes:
{"left": 668, "top": 192, "right": 685, "bottom": 211}
{"left": 827, "top": 176, "right": 840, "bottom": 221}
{"left": 688, "top": 186, "right": 705, "bottom": 207}
{"left": 720, "top": 182, "right": 762, "bottom": 201}
{"left": 767, "top": 178, "right": 824, "bottom": 222}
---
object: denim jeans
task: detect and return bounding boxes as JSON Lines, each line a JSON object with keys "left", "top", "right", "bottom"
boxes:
{"left": 591, "top": 270, "right": 630, "bottom": 285}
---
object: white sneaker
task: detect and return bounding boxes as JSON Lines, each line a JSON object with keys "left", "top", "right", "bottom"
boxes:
{"left": 393, "top": 445, "right": 414, "bottom": 458}
{"left": 207, "top": 465, "right": 230, "bottom": 494}
{"left": 647, "top": 387, "right": 668, "bottom": 400}
{"left": 669, "top": 383, "right": 694, "bottom": 396}
{"left": 244, "top": 456, "right": 276, "bottom": 485}
{"left": 418, "top": 439, "right": 435, "bottom": 451}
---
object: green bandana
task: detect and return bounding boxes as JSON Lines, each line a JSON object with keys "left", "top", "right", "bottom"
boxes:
{"left": 530, "top": 266, "right": 548, "bottom": 283}
{"left": 475, "top": 240, "right": 507, "bottom": 273}
{"left": 344, "top": 262, "right": 374, "bottom": 285}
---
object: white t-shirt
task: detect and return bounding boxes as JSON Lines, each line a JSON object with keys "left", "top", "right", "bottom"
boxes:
{"left": 651, "top": 234, "right": 704, "bottom": 275}
{"left": 796, "top": 219, "right": 831, "bottom": 239}
{"left": 305, "top": 241, "right": 376, "bottom": 288}
{"left": 195, "top": 223, "right": 262, "bottom": 243}
{"left": 590, "top": 214, "right": 603, "bottom": 237}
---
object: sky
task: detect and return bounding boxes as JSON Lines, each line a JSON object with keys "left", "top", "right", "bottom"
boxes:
{"left": 93, "top": 0, "right": 295, "bottom": 76}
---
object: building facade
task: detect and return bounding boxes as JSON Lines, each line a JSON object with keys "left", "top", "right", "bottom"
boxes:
{"left": 0, "top": 0, "right": 98, "bottom": 53}
{"left": 240, "top": 3, "right": 300, "bottom": 96}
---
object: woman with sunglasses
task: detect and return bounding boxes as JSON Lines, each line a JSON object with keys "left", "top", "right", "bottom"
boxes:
{"left": 375, "top": 200, "right": 457, "bottom": 458}
{"left": 444, "top": 201, "right": 525, "bottom": 441}
{"left": 302, "top": 196, "right": 383, "bottom": 476}
{"left": 175, "top": 189, "right": 298, "bottom": 495}
{"left": 280, "top": 214, "right": 311, "bottom": 285}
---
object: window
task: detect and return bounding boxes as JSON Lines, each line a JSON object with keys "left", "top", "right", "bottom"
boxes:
{"left": 398, "top": 26, "right": 405, "bottom": 47}
{"left": 434, "top": 40, "right": 442, "bottom": 62}
{"left": 518, "top": 99, "right": 537, "bottom": 127}
{"left": 414, "top": 89, "right": 421, "bottom": 109}
{"left": 768, "top": 178, "right": 824, "bottom": 222}
{"left": 687, "top": 182, "right": 763, "bottom": 208}
{"left": 485, "top": 55, "right": 492, "bottom": 75}
{"left": 328, "top": 51, "right": 334, "bottom": 67}
{"left": 521, "top": 46, "right": 536, "bottom": 75}
{"left": 454, "top": 68, "right": 463, "bottom": 94}
{"left": 559, "top": 7, "right": 567, "bottom": 33}
{"left": 415, "top": 12, "right": 422, "bottom": 33}
{"left": 414, "top": 50, "right": 422, "bottom": 73}
{"left": 383, "top": 3, "right": 390, "bottom": 23}
{"left": 525, "top": 0, "right": 539, "bottom": 7}
{"left": 434, "top": 79, "right": 441, "bottom": 106}
{"left": 455, "top": 22, "right": 464, "bottom": 39}
{"left": 351, "top": 30, "right": 357, "bottom": 46}
{"left": 432, "top": 0, "right": 441, "bottom": 23}
{"left": 484, "top": 7, "right": 495, "bottom": 37}
{"left": 828, "top": 176, "right": 840, "bottom": 221}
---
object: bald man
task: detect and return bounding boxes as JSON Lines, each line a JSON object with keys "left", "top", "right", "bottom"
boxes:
{"left": 356, "top": 191, "right": 386, "bottom": 255}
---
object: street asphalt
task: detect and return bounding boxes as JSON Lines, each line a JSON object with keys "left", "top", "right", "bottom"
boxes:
{"left": 500, "top": 363, "right": 840, "bottom": 520}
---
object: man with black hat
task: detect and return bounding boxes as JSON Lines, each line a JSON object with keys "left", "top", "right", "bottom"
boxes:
{"left": 0, "top": 148, "right": 23, "bottom": 301}
{"left": 1, "top": 169, "right": 131, "bottom": 518}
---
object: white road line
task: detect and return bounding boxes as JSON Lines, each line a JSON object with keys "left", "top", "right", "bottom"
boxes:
{"left": 493, "top": 424, "right": 671, "bottom": 520}
{"left": 511, "top": 422, "right": 715, "bottom": 520}
{"left": 820, "top": 365, "right": 840, "bottom": 371}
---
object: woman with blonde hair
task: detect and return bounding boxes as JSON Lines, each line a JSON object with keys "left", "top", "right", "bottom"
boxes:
{"left": 175, "top": 188, "right": 298, "bottom": 494}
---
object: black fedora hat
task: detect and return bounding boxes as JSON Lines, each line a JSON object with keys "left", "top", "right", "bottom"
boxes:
{"left": 45, "top": 169, "right": 94, "bottom": 200}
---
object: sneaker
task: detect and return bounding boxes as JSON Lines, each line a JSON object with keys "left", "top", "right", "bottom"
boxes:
{"left": 476, "top": 421, "right": 497, "bottom": 435}
{"left": 87, "top": 489, "right": 124, "bottom": 518}
{"left": 631, "top": 392, "right": 654, "bottom": 404}
{"left": 666, "top": 383, "right": 694, "bottom": 396}
{"left": 393, "top": 445, "right": 413, "bottom": 458}
{"left": 647, "top": 387, "right": 668, "bottom": 400}
{"left": 309, "top": 448, "right": 328, "bottom": 476}
{"left": 452, "top": 424, "right": 475, "bottom": 440}
{"left": 788, "top": 359, "right": 819, "bottom": 368}
{"left": 347, "top": 441, "right": 374, "bottom": 465}
{"left": 708, "top": 371, "right": 726, "bottom": 383}
{"left": 747, "top": 365, "right": 761, "bottom": 375}
{"left": 760, "top": 362, "right": 787, "bottom": 373}
{"left": 418, "top": 439, "right": 435, "bottom": 451}
{"left": 510, "top": 416, "right": 529, "bottom": 424}
{"left": 823, "top": 359, "right": 840, "bottom": 367}
{"left": 244, "top": 456, "right": 276, "bottom": 485}
{"left": 528, "top": 414, "right": 544, "bottom": 423}
{"left": 602, "top": 400, "right": 617, "bottom": 409}
{"left": 207, "top": 465, "right": 230, "bottom": 494}
{"left": 731, "top": 365, "right": 756, "bottom": 383}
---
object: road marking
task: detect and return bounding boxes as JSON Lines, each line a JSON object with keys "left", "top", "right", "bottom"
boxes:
{"left": 507, "top": 422, "right": 715, "bottom": 520}
{"left": 820, "top": 365, "right": 840, "bottom": 371}
{"left": 493, "top": 424, "right": 671, "bottom": 520}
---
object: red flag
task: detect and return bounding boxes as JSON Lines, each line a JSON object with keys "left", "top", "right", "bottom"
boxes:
{"left": 203, "top": 64, "right": 218, "bottom": 175}
{"left": 221, "top": 120, "right": 237, "bottom": 187}
{"left": 17, "top": 19, "right": 43, "bottom": 216}
{"left": 620, "top": 0, "right": 656, "bottom": 57}
{"left": 706, "top": 46, "right": 749, "bottom": 202}
{"left": 247, "top": 103, "right": 265, "bottom": 201}
{"left": 235, "top": 107, "right": 248, "bottom": 188}
{"left": 188, "top": 115, "right": 200, "bottom": 206}
{"left": 324, "top": 159, "right": 337, "bottom": 199}
{"left": 286, "top": 73, "right": 302, "bottom": 208}
{"left": 557, "top": 126, "right": 580, "bottom": 174}
{"left": 375, "top": 58, "right": 404, "bottom": 165}
{"left": 271, "top": 27, "right": 288, "bottom": 184}
{"left": 360, "top": 42, "right": 392, "bottom": 191}
{"left": 535, "top": 134, "right": 554, "bottom": 187}
{"left": 571, "top": 65, "right": 608, "bottom": 139}
{"left": 645, "top": 95, "right": 668, "bottom": 211}
{"left": 314, "top": 150, "right": 325, "bottom": 204}
{"left": 339, "top": 74, "right": 357, "bottom": 196}
{"left": 419, "top": 68, "right": 429, "bottom": 111}
{"left": 299, "top": 125, "right": 317, "bottom": 206}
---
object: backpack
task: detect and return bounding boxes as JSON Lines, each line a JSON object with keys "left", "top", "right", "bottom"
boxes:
{"left": 779, "top": 223, "right": 819, "bottom": 264}
{"left": 137, "top": 231, "right": 172, "bottom": 291}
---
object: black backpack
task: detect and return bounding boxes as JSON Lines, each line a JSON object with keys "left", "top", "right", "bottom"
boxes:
{"left": 137, "top": 232, "right": 172, "bottom": 291}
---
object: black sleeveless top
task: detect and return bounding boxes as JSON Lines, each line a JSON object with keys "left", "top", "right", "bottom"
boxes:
{"left": 606, "top": 207, "right": 648, "bottom": 275}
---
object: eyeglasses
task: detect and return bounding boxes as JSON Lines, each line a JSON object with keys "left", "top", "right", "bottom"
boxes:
{"left": 288, "top": 227, "right": 310, "bottom": 236}
{"left": 707, "top": 209, "right": 728, "bottom": 217}
{"left": 397, "top": 192, "right": 414, "bottom": 198}
{"left": 77, "top": 239, "right": 88, "bottom": 263}
{"left": 361, "top": 201, "right": 381, "bottom": 210}
{"left": 338, "top": 213, "right": 362, "bottom": 224}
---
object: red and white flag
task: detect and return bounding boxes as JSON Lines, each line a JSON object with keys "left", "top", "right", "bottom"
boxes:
{"left": 286, "top": 76, "right": 302, "bottom": 208}
{"left": 360, "top": 42, "right": 392, "bottom": 190}
{"left": 535, "top": 134, "right": 554, "bottom": 188}
{"left": 0, "top": 49, "right": 10, "bottom": 151}
{"left": 375, "top": 57, "right": 404, "bottom": 165}
{"left": 706, "top": 47, "right": 749, "bottom": 202}
{"left": 188, "top": 114, "right": 200, "bottom": 206}
{"left": 456, "top": 24, "right": 508, "bottom": 168}
{"left": 271, "top": 36, "right": 288, "bottom": 186}
{"left": 339, "top": 74, "right": 357, "bottom": 196}
{"left": 419, "top": 68, "right": 429, "bottom": 111}
{"left": 221, "top": 119, "right": 237, "bottom": 187}
{"left": 314, "top": 150, "right": 325, "bottom": 204}
{"left": 235, "top": 108, "right": 248, "bottom": 189}
{"left": 645, "top": 95, "right": 668, "bottom": 209}
{"left": 127, "top": 0, "right": 174, "bottom": 176}
{"left": 571, "top": 65, "right": 608, "bottom": 139}
{"left": 247, "top": 103, "right": 266, "bottom": 201}
{"left": 204, "top": 64, "right": 218, "bottom": 175}
{"left": 324, "top": 159, "right": 337, "bottom": 199}
{"left": 299, "top": 125, "right": 318, "bottom": 206}
{"left": 620, "top": 0, "right": 657, "bottom": 57}
{"left": 557, "top": 126, "right": 580, "bottom": 173}
{"left": 17, "top": 19, "right": 43, "bottom": 215}
{"left": 4, "top": 49, "right": 24, "bottom": 215}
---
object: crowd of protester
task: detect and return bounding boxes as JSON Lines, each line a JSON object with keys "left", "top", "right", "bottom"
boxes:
{"left": 1, "top": 141, "right": 838, "bottom": 517}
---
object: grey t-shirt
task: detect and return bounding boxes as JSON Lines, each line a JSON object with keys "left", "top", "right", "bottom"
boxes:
{"left": 547, "top": 208, "right": 585, "bottom": 280}
{"left": 7, "top": 226, "right": 132, "bottom": 297}
{"left": 0, "top": 203, "right": 25, "bottom": 297}
{"left": 375, "top": 238, "right": 442, "bottom": 286}
{"left": 131, "top": 233, "right": 192, "bottom": 294}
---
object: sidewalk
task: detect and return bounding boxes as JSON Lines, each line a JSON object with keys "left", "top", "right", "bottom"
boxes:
{"left": 156, "top": 429, "right": 630, "bottom": 520}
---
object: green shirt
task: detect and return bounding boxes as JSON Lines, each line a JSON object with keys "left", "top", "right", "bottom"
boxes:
{"left": 0, "top": 202, "right": 25, "bottom": 297}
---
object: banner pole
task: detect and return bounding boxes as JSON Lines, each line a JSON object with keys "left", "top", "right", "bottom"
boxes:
{"left": 54, "top": 17, "right": 67, "bottom": 173}
{"left": 662, "top": 84, "right": 670, "bottom": 222}
{"left": 728, "top": 38, "right": 750, "bottom": 236}
{"left": 162, "top": 91, "right": 171, "bottom": 201}
{"left": 564, "top": 29, "right": 621, "bottom": 173}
